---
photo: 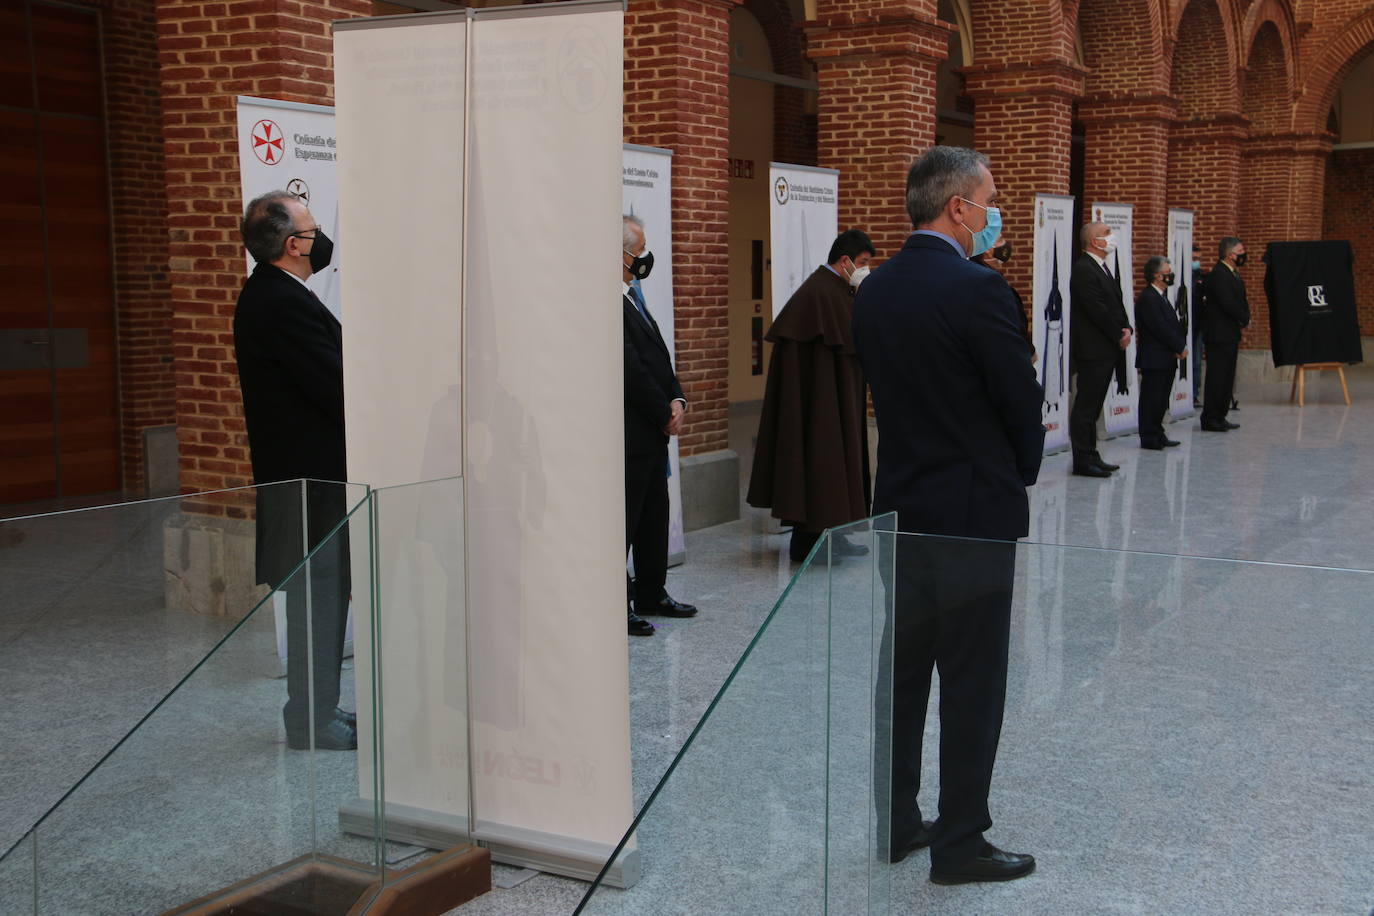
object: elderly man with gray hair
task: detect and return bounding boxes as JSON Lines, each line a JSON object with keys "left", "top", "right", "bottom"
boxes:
{"left": 853, "top": 146, "right": 1043, "bottom": 886}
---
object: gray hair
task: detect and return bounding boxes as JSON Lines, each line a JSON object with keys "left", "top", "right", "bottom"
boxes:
{"left": 1080, "top": 221, "right": 1108, "bottom": 250}
{"left": 242, "top": 190, "right": 300, "bottom": 263}
{"left": 905, "top": 147, "right": 990, "bottom": 228}
{"left": 1218, "top": 236, "right": 1242, "bottom": 260}
{"left": 623, "top": 214, "right": 645, "bottom": 251}
{"left": 1143, "top": 255, "right": 1171, "bottom": 282}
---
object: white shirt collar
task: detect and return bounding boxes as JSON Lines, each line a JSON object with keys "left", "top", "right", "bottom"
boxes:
{"left": 1087, "top": 249, "right": 1107, "bottom": 268}
{"left": 276, "top": 264, "right": 311, "bottom": 288}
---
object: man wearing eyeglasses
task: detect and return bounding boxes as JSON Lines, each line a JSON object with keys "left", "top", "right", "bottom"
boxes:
{"left": 234, "top": 190, "right": 355, "bottom": 751}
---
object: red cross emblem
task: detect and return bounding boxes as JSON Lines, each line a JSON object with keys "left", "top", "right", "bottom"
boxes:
{"left": 250, "top": 119, "right": 285, "bottom": 165}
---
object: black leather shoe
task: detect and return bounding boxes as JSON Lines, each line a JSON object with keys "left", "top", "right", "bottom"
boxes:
{"left": 1162, "top": 438, "right": 1181, "bottom": 447}
{"left": 287, "top": 715, "right": 358, "bottom": 751}
{"left": 628, "top": 613, "right": 655, "bottom": 636}
{"left": 642, "top": 595, "right": 697, "bottom": 618}
{"left": 1200, "top": 420, "right": 1230, "bottom": 432}
{"left": 1091, "top": 455, "right": 1120, "bottom": 472}
{"left": 1225, "top": 420, "right": 1240, "bottom": 429}
{"left": 336, "top": 707, "right": 357, "bottom": 727}
{"left": 1072, "top": 463, "right": 1111, "bottom": 478}
{"left": 1140, "top": 440, "right": 1164, "bottom": 450}
{"left": 832, "top": 536, "right": 869, "bottom": 557}
{"left": 930, "top": 843, "right": 1036, "bottom": 885}
{"left": 891, "top": 820, "right": 936, "bottom": 864}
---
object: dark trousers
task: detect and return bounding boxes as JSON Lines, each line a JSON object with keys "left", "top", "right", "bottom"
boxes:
{"left": 1138, "top": 368, "right": 1175, "bottom": 445}
{"left": 282, "top": 531, "right": 350, "bottom": 731}
{"left": 1202, "top": 340, "right": 1237, "bottom": 424}
{"left": 626, "top": 450, "right": 669, "bottom": 609}
{"left": 880, "top": 535, "right": 1016, "bottom": 868}
{"left": 1069, "top": 358, "right": 1115, "bottom": 463}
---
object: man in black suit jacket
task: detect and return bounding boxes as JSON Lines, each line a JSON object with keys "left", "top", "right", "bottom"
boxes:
{"left": 234, "top": 191, "right": 355, "bottom": 750}
{"left": 622, "top": 215, "right": 696, "bottom": 637}
{"left": 1135, "top": 256, "right": 1187, "bottom": 449}
{"left": 853, "top": 146, "right": 1043, "bottom": 886}
{"left": 1068, "top": 222, "right": 1133, "bottom": 477}
{"left": 1200, "top": 236, "right": 1249, "bottom": 431}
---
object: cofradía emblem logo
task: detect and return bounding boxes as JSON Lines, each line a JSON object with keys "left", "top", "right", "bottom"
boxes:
{"left": 251, "top": 119, "right": 285, "bottom": 165}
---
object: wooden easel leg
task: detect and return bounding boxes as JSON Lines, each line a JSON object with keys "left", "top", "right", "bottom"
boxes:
{"left": 1290, "top": 366, "right": 1299, "bottom": 404}
{"left": 1339, "top": 366, "right": 1350, "bottom": 405}
{"left": 1298, "top": 366, "right": 1306, "bottom": 406}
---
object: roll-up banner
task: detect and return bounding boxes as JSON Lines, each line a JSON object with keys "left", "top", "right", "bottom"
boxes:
{"left": 236, "top": 97, "right": 342, "bottom": 317}
{"left": 1033, "top": 194, "right": 1074, "bottom": 453}
{"left": 623, "top": 144, "right": 684, "bottom": 566}
{"left": 1166, "top": 209, "right": 1197, "bottom": 418}
{"left": 1091, "top": 202, "right": 1137, "bottom": 436}
{"left": 335, "top": 0, "right": 636, "bottom": 888}
{"left": 768, "top": 162, "right": 839, "bottom": 317}
{"left": 235, "top": 96, "right": 352, "bottom": 674}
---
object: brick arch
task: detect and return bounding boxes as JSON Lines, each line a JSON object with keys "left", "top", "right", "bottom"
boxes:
{"left": 1241, "top": 0, "right": 1298, "bottom": 81}
{"left": 1243, "top": 22, "right": 1291, "bottom": 134}
{"left": 1169, "top": 0, "right": 1240, "bottom": 119}
{"left": 738, "top": 0, "right": 816, "bottom": 165}
{"left": 742, "top": 0, "right": 804, "bottom": 80}
{"left": 1077, "top": 0, "right": 1168, "bottom": 96}
{"left": 1294, "top": 7, "right": 1374, "bottom": 135}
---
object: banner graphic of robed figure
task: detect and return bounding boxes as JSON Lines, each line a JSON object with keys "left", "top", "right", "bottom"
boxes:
{"left": 1033, "top": 194, "right": 1074, "bottom": 453}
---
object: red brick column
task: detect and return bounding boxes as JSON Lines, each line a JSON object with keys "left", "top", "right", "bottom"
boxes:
{"left": 1166, "top": 114, "right": 1247, "bottom": 265}
{"left": 964, "top": 62, "right": 1085, "bottom": 300}
{"left": 1238, "top": 131, "right": 1334, "bottom": 346}
{"left": 156, "top": 0, "right": 369, "bottom": 493}
{"left": 624, "top": 0, "right": 736, "bottom": 458}
{"left": 1324, "top": 147, "right": 1374, "bottom": 335}
{"left": 804, "top": 4, "right": 951, "bottom": 260}
{"left": 1079, "top": 95, "right": 1178, "bottom": 287}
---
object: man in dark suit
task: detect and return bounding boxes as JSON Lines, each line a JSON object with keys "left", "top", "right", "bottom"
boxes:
{"left": 1135, "top": 256, "right": 1187, "bottom": 450}
{"left": 852, "top": 146, "right": 1043, "bottom": 886}
{"left": 1200, "top": 236, "right": 1249, "bottom": 432}
{"left": 622, "top": 214, "right": 697, "bottom": 637}
{"left": 234, "top": 190, "right": 355, "bottom": 751}
{"left": 1068, "top": 222, "right": 1133, "bottom": 477}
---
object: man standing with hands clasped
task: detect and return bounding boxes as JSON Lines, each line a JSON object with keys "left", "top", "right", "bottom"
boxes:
{"left": 622, "top": 214, "right": 698, "bottom": 636}
{"left": 1134, "top": 256, "right": 1187, "bottom": 450}
{"left": 1068, "top": 222, "right": 1133, "bottom": 477}
{"left": 1200, "top": 237, "right": 1249, "bottom": 432}
{"left": 853, "top": 147, "right": 1043, "bottom": 886}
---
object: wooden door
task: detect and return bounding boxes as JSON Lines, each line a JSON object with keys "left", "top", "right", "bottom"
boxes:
{"left": 0, "top": 0, "right": 120, "bottom": 504}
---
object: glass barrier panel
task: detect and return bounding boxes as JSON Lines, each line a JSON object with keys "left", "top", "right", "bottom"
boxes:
{"left": 344, "top": 475, "right": 473, "bottom": 878}
{"left": 0, "top": 481, "right": 368, "bottom": 860}
{"left": 13, "top": 484, "right": 380, "bottom": 915}
{"left": 875, "top": 530, "right": 1373, "bottom": 914}
{"left": 577, "top": 527, "right": 834, "bottom": 914}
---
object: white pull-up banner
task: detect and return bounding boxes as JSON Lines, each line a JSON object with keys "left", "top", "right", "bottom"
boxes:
{"left": 1033, "top": 194, "right": 1074, "bottom": 453}
{"left": 1091, "top": 202, "right": 1137, "bottom": 436}
{"left": 335, "top": 0, "right": 635, "bottom": 887}
{"left": 1166, "top": 209, "right": 1197, "bottom": 418}
{"left": 768, "top": 162, "right": 839, "bottom": 318}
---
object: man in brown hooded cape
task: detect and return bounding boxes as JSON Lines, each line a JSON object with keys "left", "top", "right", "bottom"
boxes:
{"left": 748, "top": 229, "right": 876, "bottom": 561}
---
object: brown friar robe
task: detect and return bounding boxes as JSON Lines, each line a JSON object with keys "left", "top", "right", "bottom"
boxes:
{"left": 747, "top": 265, "right": 871, "bottom": 533}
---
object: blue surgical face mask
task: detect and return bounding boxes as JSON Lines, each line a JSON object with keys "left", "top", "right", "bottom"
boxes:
{"left": 958, "top": 197, "right": 1002, "bottom": 258}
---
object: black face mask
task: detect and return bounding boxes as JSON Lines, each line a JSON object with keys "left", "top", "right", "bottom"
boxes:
{"left": 992, "top": 242, "right": 1012, "bottom": 263}
{"left": 307, "top": 230, "right": 334, "bottom": 274}
{"left": 625, "top": 249, "right": 654, "bottom": 280}
{"left": 1162, "top": 272, "right": 1176, "bottom": 287}
{"left": 1234, "top": 252, "right": 1248, "bottom": 268}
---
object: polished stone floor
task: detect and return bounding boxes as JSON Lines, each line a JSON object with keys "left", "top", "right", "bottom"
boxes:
{"left": 3, "top": 367, "right": 1373, "bottom": 914}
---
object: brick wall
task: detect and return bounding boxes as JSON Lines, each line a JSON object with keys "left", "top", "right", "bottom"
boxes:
{"left": 156, "top": 0, "right": 370, "bottom": 493}
{"left": 105, "top": 0, "right": 175, "bottom": 493}
{"left": 1324, "top": 148, "right": 1374, "bottom": 336}
{"left": 624, "top": 0, "right": 735, "bottom": 457}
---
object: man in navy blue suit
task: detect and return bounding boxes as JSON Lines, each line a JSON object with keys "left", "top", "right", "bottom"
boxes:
{"left": 853, "top": 147, "right": 1044, "bottom": 885}
{"left": 1134, "top": 255, "right": 1187, "bottom": 449}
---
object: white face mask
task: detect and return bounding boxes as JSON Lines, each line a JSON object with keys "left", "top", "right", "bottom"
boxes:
{"left": 1099, "top": 233, "right": 1117, "bottom": 255}
{"left": 849, "top": 265, "right": 870, "bottom": 288}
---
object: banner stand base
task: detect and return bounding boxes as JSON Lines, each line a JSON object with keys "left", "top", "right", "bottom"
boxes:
{"left": 339, "top": 799, "right": 641, "bottom": 889}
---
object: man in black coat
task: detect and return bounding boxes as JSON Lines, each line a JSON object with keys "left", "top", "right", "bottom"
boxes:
{"left": 234, "top": 190, "right": 355, "bottom": 751}
{"left": 853, "top": 146, "right": 1043, "bottom": 886}
{"left": 1200, "top": 236, "right": 1250, "bottom": 431}
{"left": 622, "top": 215, "right": 696, "bottom": 637}
{"left": 1068, "top": 221, "right": 1133, "bottom": 477}
{"left": 1135, "top": 256, "right": 1187, "bottom": 450}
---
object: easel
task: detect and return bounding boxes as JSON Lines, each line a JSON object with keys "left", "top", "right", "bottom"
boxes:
{"left": 1289, "top": 362, "right": 1351, "bottom": 406}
